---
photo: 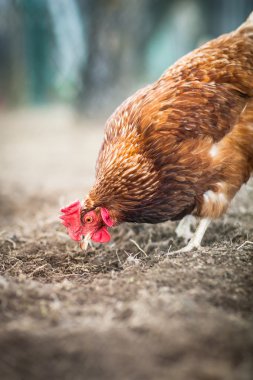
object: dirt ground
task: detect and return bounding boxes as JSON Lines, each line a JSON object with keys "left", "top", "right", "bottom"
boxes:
{"left": 0, "top": 108, "right": 253, "bottom": 380}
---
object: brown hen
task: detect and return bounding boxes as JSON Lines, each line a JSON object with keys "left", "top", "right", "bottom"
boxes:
{"left": 62, "top": 12, "right": 253, "bottom": 252}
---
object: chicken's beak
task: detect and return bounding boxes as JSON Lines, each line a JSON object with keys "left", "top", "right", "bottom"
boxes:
{"left": 79, "top": 233, "right": 91, "bottom": 250}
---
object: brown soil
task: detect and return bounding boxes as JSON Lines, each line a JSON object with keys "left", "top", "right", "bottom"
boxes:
{"left": 0, "top": 108, "right": 253, "bottom": 380}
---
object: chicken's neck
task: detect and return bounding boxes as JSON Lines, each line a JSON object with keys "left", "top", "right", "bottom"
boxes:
{"left": 83, "top": 144, "right": 160, "bottom": 224}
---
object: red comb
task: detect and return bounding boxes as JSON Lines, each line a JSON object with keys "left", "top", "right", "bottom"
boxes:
{"left": 60, "top": 200, "right": 83, "bottom": 241}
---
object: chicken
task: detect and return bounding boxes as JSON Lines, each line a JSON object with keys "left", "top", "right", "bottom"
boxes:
{"left": 60, "top": 12, "right": 253, "bottom": 253}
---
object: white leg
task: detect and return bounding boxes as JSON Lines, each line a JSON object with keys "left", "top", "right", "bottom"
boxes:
{"left": 169, "top": 218, "right": 211, "bottom": 254}
{"left": 175, "top": 215, "right": 196, "bottom": 242}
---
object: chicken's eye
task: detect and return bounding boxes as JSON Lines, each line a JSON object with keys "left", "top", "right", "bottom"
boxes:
{"left": 85, "top": 215, "right": 93, "bottom": 223}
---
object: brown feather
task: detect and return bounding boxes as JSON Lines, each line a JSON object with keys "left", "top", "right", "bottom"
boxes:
{"left": 84, "top": 15, "right": 253, "bottom": 225}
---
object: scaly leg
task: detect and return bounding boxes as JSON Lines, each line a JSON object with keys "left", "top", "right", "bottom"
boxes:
{"left": 168, "top": 218, "right": 211, "bottom": 254}
{"left": 175, "top": 215, "right": 197, "bottom": 242}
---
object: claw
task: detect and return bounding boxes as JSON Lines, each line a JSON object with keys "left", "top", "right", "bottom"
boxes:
{"left": 167, "top": 243, "right": 201, "bottom": 255}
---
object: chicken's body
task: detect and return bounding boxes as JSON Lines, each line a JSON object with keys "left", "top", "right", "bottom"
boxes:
{"left": 63, "top": 13, "right": 253, "bottom": 252}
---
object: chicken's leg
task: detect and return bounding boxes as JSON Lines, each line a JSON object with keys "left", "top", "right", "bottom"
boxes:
{"left": 175, "top": 215, "right": 197, "bottom": 242}
{"left": 169, "top": 218, "right": 211, "bottom": 254}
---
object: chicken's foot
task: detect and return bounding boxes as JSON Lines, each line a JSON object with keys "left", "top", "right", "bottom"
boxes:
{"left": 168, "top": 218, "right": 211, "bottom": 254}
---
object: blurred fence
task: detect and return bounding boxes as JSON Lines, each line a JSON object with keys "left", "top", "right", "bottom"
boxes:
{"left": 0, "top": 0, "right": 252, "bottom": 115}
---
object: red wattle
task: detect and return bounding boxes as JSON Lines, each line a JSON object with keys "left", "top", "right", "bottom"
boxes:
{"left": 91, "top": 227, "right": 111, "bottom": 243}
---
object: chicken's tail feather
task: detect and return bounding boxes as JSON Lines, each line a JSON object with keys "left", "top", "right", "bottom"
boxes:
{"left": 246, "top": 10, "right": 253, "bottom": 24}
{"left": 237, "top": 10, "right": 253, "bottom": 33}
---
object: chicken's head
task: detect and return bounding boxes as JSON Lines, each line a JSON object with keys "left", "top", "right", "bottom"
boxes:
{"left": 60, "top": 200, "right": 114, "bottom": 249}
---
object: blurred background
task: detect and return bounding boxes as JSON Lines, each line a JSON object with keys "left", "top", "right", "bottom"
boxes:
{"left": 0, "top": 0, "right": 253, "bottom": 195}
{"left": 1, "top": 0, "right": 253, "bottom": 114}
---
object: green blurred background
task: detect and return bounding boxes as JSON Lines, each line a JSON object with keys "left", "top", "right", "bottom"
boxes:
{"left": 0, "top": 0, "right": 252, "bottom": 116}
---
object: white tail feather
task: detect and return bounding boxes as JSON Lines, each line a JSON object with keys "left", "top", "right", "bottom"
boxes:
{"left": 237, "top": 10, "right": 253, "bottom": 33}
{"left": 247, "top": 11, "right": 253, "bottom": 23}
